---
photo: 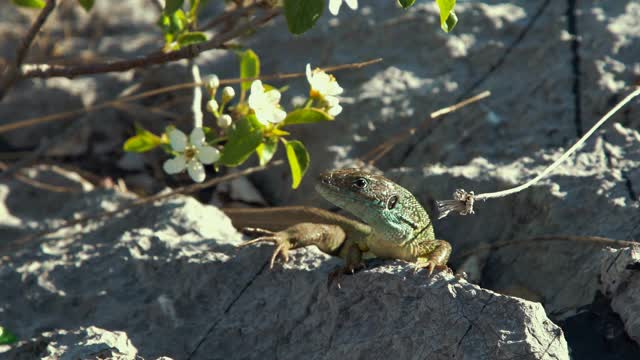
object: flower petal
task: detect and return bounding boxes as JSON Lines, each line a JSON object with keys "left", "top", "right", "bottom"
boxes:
{"left": 269, "top": 108, "right": 287, "bottom": 123}
{"left": 250, "top": 80, "right": 264, "bottom": 96}
{"left": 306, "top": 64, "right": 313, "bottom": 84}
{"left": 190, "top": 127, "right": 206, "bottom": 147}
{"left": 265, "top": 89, "right": 281, "bottom": 104}
{"left": 325, "top": 95, "right": 340, "bottom": 107}
{"left": 254, "top": 109, "right": 270, "bottom": 125}
{"left": 325, "top": 81, "right": 344, "bottom": 96}
{"left": 168, "top": 129, "right": 188, "bottom": 152}
{"left": 329, "top": 0, "right": 342, "bottom": 15}
{"left": 345, "top": 0, "right": 357, "bottom": 10}
{"left": 187, "top": 159, "right": 206, "bottom": 183}
{"left": 248, "top": 81, "right": 266, "bottom": 110}
{"left": 163, "top": 155, "right": 186, "bottom": 174}
{"left": 328, "top": 104, "right": 343, "bottom": 117}
{"left": 197, "top": 146, "right": 220, "bottom": 164}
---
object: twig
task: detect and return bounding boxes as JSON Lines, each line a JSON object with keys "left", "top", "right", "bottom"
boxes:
{"left": 430, "top": 91, "right": 492, "bottom": 118}
{"left": 361, "top": 90, "right": 490, "bottom": 165}
{"left": 437, "top": 87, "right": 640, "bottom": 219}
{"left": 0, "top": 138, "right": 53, "bottom": 180}
{"left": 2, "top": 160, "right": 284, "bottom": 254}
{"left": 0, "top": 161, "right": 79, "bottom": 193}
{"left": 0, "top": 58, "right": 382, "bottom": 134}
{"left": 20, "top": 9, "right": 280, "bottom": 79}
{"left": 232, "top": 58, "right": 383, "bottom": 85}
{"left": 0, "top": 0, "right": 56, "bottom": 101}
{"left": 190, "top": 61, "right": 203, "bottom": 128}
{"left": 454, "top": 235, "right": 638, "bottom": 263}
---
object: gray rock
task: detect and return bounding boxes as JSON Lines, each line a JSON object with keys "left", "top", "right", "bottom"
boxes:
{"left": 0, "top": 168, "right": 569, "bottom": 359}
{"left": 6, "top": 326, "right": 138, "bottom": 360}
{"left": 600, "top": 247, "right": 640, "bottom": 345}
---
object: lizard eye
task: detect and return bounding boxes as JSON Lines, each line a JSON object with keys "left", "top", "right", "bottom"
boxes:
{"left": 387, "top": 195, "right": 399, "bottom": 210}
{"left": 352, "top": 178, "right": 368, "bottom": 189}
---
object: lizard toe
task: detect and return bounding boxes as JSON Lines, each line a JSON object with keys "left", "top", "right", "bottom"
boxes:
{"left": 269, "top": 243, "right": 290, "bottom": 269}
{"left": 237, "top": 236, "right": 277, "bottom": 248}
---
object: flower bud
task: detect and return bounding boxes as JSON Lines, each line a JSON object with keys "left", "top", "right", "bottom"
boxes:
{"left": 206, "top": 99, "right": 219, "bottom": 113}
{"left": 206, "top": 75, "right": 220, "bottom": 91}
{"left": 217, "top": 114, "right": 232, "bottom": 128}
{"left": 221, "top": 86, "right": 236, "bottom": 102}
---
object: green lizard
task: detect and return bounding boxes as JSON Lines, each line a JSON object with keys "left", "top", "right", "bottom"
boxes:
{"left": 226, "top": 168, "right": 451, "bottom": 275}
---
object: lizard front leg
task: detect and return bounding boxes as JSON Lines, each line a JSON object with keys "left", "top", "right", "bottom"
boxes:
{"left": 414, "top": 240, "right": 452, "bottom": 275}
{"left": 238, "top": 223, "right": 347, "bottom": 269}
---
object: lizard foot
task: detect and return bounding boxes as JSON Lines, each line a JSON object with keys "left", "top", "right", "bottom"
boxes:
{"left": 238, "top": 227, "right": 291, "bottom": 269}
{"left": 327, "top": 263, "right": 365, "bottom": 288}
{"left": 413, "top": 262, "right": 452, "bottom": 276}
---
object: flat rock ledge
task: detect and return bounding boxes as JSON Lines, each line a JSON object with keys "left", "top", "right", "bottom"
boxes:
{"left": 1, "top": 174, "right": 568, "bottom": 359}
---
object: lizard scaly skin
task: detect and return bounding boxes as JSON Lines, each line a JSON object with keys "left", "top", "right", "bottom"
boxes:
{"left": 230, "top": 169, "right": 451, "bottom": 274}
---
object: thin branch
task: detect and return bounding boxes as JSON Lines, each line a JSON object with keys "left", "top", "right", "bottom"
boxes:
{"left": 2, "top": 160, "right": 284, "bottom": 254}
{"left": 361, "top": 90, "right": 491, "bottom": 165}
{"left": 190, "top": 61, "right": 203, "bottom": 128}
{"left": 430, "top": 90, "right": 492, "bottom": 118}
{"left": 231, "top": 58, "right": 383, "bottom": 85}
{"left": 20, "top": 9, "right": 280, "bottom": 79}
{"left": 437, "top": 86, "right": 640, "bottom": 219}
{"left": 0, "top": 0, "right": 56, "bottom": 101}
{"left": 0, "top": 58, "right": 382, "bottom": 135}
{"left": 453, "top": 235, "right": 638, "bottom": 263}
{"left": 0, "top": 161, "right": 79, "bottom": 193}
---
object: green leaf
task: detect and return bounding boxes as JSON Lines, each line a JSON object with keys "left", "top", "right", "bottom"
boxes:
{"left": 220, "top": 115, "right": 264, "bottom": 166}
{"left": 170, "top": 10, "right": 187, "bottom": 34}
{"left": 239, "top": 49, "right": 260, "bottom": 92}
{"left": 78, "top": 0, "right": 94, "bottom": 11}
{"left": 283, "top": 139, "right": 310, "bottom": 189}
{"left": 177, "top": 32, "right": 207, "bottom": 47}
{"left": 398, "top": 0, "right": 416, "bottom": 8}
{"left": 435, "top": 0, "right": 457, "bottom": 32}
{"left": 443, "top": 10, "right": 458, "bottom": 32}
{"left": 0, "top": 326, "right": 17, "bottom": 345}
{"left": 11, "top": 0, "right": 45, "bottom": 8}
{"left": 256, "top": 137, "right": 278, "bottom": 166}
{"left": 283, "top": 0, "right": 324, "bottom": 35}
{"left": 158, "top": 14, "right": 172, "bottom": 33}
{"left": 283, "top": 108, "right": 333, "bottom": 126}
{"left": 164, "top": 0, "right": 184, "bottom": 14}
{"left": 123, "top": 129, "right": 163, "bottom": 153}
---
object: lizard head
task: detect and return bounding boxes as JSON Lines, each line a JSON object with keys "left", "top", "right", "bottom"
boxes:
{"left": 316, "top": 169, "right": 434, "bottom": 245}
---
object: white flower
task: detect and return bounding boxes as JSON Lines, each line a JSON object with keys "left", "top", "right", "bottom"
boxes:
{"left": 163, "top": 127, "right": 220, "bottom": 183}
{"left": 221, "top": 86, "right": 235, "bottom": 102}
{"left": 306, "top": 64, "right": 343, "bottom": 116}
{"left": 217, "top": 114, "right": 232, "bottom": 128}
{"left": 206, "top": 75, "right": 220, "bottom": 91}
{"left": 206, "top": 99, "right": 219, "bottom": 113}
{"left": 306, "top": 64, "right": 343, "bottom": 99}
{"left": 248, "top": 80, "right": 286, "bottom": 125}
{"left": 328, "top": 0, "right": 358, "bottom": 15}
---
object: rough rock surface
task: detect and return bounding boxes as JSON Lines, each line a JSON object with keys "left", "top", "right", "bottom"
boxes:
{"left": 600, "top": 247, "right": 640, "bottom": 345}
{"left": 1, "top": 0, "right": 639, "bottom": 358}
{"left": 7, "top": 326, "right": 138, "bottom": 360}
{"left": 0, "top": 169, "right": 568, "bottom": 359}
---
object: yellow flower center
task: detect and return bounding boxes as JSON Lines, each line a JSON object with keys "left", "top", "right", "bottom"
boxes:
{"left": 309, "top": 89, "right": 321, "bottom": 98}
{"left": 184, "top": 146, "right": 197, "bottom": 160}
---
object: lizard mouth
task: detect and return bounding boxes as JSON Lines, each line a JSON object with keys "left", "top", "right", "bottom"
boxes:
{"left": 315, "top": 171, "right": 346, "bottom": 203}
